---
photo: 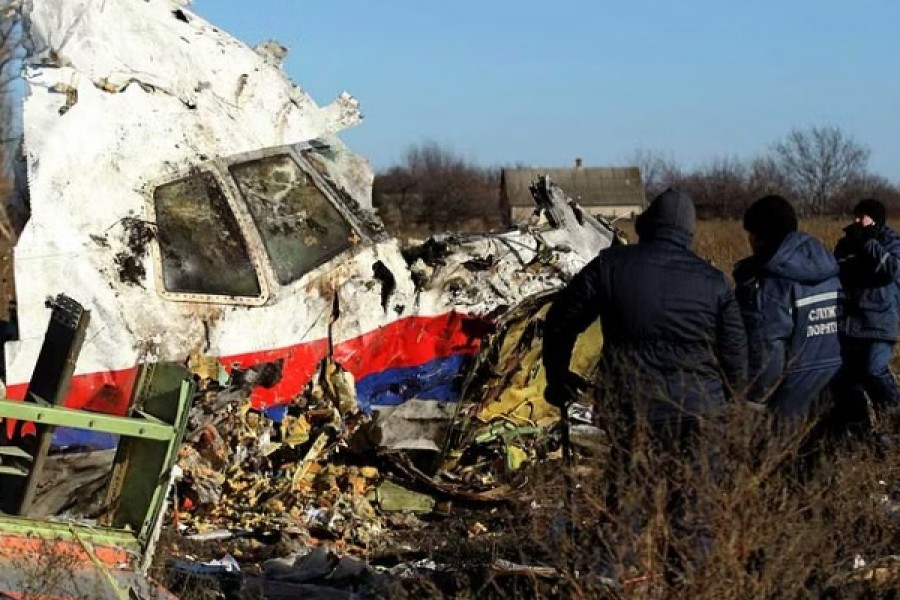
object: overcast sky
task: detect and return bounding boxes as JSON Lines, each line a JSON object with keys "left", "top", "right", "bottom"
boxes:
{"left": 195, "top": 1, "right": 900, "bottom": 181}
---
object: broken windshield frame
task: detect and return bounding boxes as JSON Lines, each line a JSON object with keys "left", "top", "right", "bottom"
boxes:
{"left": 147, "top": 143, "right": 370, "bottom": 305}
{"left": 228, "top": 153, "right": 359, "bottom": 285}
{"left": 150, "top": 170, "right": 268, "bottom": 304}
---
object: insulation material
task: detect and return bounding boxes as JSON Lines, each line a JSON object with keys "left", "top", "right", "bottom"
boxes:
{"left": 418, "top": 292, "right": 605, "bottom": 498}
{"left": 464, "top": 292, "right": 603, "bottom": 427}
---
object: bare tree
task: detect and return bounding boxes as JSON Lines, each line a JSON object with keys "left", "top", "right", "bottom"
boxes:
{"left": 0, "top": 1, "right": 23, "bottom": 241}
{"left": 747, "top": 155, "right": 791, "bottom": 200}
{"left": 770, "top": 125, "right": 870, "bottom": 215}
{"left": 831, "top": 172, "right": 900, "bottom": 216}
{"left": 0, "top": 2, "right": 22, "bottom": 146}
{"left": 687, "top": 155, "right": 751, "bottom": 218}
{"left": 625, "top": 148, "right": 681, "bottom": 200}
{"left": 374, "top": 142, "right": 500, "bottom": 235}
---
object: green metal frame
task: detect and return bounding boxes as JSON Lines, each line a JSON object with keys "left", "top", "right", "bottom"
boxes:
{"left": 0, "top": 400, "right": 177, "bottom": 441}
{"left": 0, "top": 514, "right": 141, "bottom": 552}
{"left": 114, "top": 364, "right": 195, "bottom": 556}
{"left": 0, "top": 363, "right": 195, "bottom": 568}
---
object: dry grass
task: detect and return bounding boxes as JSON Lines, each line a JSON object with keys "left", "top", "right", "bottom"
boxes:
{"left": 0, "top": 538, "right": 107, "bottom": 599}
{"left": 618, "top": 216, "right": 890, "bottom": 273}
{"left": 381, "top": 217, "right": 900, "bottom": 599}
{"left": 694, "top": 217, "right": 889, "bottom": 278}
{"left": 382, "top": 407, "right": 900, "bottom": 600}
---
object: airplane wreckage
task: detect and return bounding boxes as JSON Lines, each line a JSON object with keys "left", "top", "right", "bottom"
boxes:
{"left": 0, "top": 0, "right": 621, "bottom": 597}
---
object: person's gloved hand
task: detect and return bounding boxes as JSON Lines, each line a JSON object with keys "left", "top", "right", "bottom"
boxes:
{"left": 844, "top": 222, "right": 865, "bottom": 242}
{"left": 544, "top": 371, "right": 587, "bottom": 408}
{"left": 860, "top": 224, "right": 881, "bottom": 243}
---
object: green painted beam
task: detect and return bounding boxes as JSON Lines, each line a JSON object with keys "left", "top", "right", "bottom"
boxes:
{"left": 0, "top": 446, "right": 31, "bottom": 460}
{"left": 0, "top": 465, "right": 27, "bottom": 477}
{"left": 0, "top": 513, "right": 140, "bottom": 551}
{"left": 0, "top": 399, "right": 176, "bottom": 441}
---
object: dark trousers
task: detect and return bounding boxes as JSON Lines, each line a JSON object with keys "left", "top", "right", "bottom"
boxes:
{"left": 832, "top": 338, "right": 899, "bottom": 435}
{"left": 779, "top": 387, "right": 834, "bottom": 485}
{"left": 602, "top": 417, "right": 716, "bottom": 580}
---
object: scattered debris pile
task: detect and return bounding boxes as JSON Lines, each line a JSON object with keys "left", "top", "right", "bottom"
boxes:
{"left": 166, "top": 544, "right": 575, "bottom": 600}
{"left": 167, "top": 547, "right": 378, "bottom": 599}
{"left": 9, "top": 5, "right": 628, "bottom": 597}
{"left": 174, "top": 284, "right": 606, "bottom": 556}
{"left": 176, "top": 357, "right": 388, "bottom": 551}
{"left": 439, "top": 292, "right": 603, "bottom": 493}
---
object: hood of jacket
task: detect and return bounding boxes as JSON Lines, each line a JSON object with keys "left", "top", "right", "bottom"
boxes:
{"left": 635, "top": 188, "right": 695, "bottom": 247}
{"left": 760, "top": 231, "right": 839, "bottom": 284}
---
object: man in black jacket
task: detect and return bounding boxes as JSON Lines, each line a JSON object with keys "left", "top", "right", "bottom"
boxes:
{"left": 834, "top": 198, "right": 900, "bottom": 431}
{"left": 542, "top": 188, "right": 747, "bottom": 578}
{"left": 543, "top": 188, "right": 748, "bottom": 427}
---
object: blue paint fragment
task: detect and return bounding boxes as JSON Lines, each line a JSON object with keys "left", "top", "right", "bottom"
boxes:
{"left": 355, "top": 353, "right": 470, "bottom": 414}
{"left": 51, "top": 427, "right": 118, "bottom": 451}
{"left": 264, "top": 404, "right": 289, "bottom": 422}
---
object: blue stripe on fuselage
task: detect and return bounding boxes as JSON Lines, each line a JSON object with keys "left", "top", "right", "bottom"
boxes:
{"left": 51, "top": 353, "right": 472, "bottom": 449}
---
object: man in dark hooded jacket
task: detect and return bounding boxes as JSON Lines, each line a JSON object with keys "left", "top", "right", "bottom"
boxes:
{"left": 543, "top": 188, "right": 748, "bottom": 435}
{"left": 733, "top": 195, "right": 842, "bottom": 430}
{"left": 542, "top": 189, "right": 747, "bottom": 578}
{"left": 834, "top": 198, "right": 900, "bottom": 428}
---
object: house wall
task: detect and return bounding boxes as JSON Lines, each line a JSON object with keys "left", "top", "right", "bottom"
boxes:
{"left": 510, "top": 204, "right": 642, "bottom": 222}
{"left": 584, "top": 205, "right": 643, "bottom": 219}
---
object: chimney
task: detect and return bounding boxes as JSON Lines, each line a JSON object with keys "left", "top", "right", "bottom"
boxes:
{"left": 575, "top": 157, "right": 583, "bottom": 168}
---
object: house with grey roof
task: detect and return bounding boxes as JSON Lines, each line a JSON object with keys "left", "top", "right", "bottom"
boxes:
{"left": 500, "top": 159, "right": 645, "bottom": 224}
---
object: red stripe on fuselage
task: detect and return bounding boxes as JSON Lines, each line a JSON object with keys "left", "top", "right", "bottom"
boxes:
{"left": 227, "top": 313, "right": 490, "bottom": 408}
{"left": 4, "top": 366, "right": 140, "bottom": 439}
{"left": 3, "top": 312, "right": 493, "bottom": 431}
{"left": 333, "top": 313, "right": 487, "bottom": 379}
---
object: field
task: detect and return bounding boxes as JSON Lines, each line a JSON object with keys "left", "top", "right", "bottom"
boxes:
{"left": 622, "top": 216, "right": 858, "bottom": 271}
{"left": 682, "top": 217, "right": 900, "bottom": 376}
{"left": 8, "top": 217, "right": 900, "bottom": 599}
{"left": 376, "top": 216, "right": 900, "bottom": 599}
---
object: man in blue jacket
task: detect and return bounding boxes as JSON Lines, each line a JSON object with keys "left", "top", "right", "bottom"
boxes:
{"left": 733, "top": 195, "right": 842, "bottom": 431}
{"left": 834, "top": 198, "right": 900, "bottom": 430}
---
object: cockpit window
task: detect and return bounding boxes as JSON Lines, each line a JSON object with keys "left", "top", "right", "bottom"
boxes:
{"left": 153, "top": 172, "right": 261, "bottom": 297}
{"left": 230, "top": 154, "right": 355, "bottom": 285}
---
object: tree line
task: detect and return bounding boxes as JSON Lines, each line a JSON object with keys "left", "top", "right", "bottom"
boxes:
{"left": 632, "top": 126, "right": 900, "bottom": 219}
{"left": 373, "top": 142, "right": 503, "bottom": 237}
{"left": 375, "top": 126, "right": 900, "bottom": 237}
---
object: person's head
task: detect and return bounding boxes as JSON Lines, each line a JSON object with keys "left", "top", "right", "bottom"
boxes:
{"left": 853, "top": 198, "right": 886, "bottom": 228}
{"left": 742, "top": 195, "right": 798, "bottom": 256}
{"left": 634, "top": 188, "right": 696, "bottom": 243}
